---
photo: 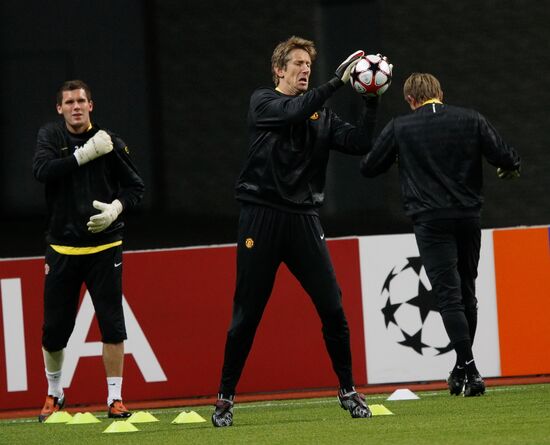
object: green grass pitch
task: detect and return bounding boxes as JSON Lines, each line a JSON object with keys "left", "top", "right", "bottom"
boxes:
{"left": 1, "top": 384, "right": 549, "bottom": 445}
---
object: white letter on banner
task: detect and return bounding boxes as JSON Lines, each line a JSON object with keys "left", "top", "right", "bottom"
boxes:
{"left": 1, "top": 278, "right": 28, "bottom": 392}
{"left": 121, "top": 297, "right": 167, "bottom": 382}
{"left": 62, "top": 291, "right": 166, "bottom": 387}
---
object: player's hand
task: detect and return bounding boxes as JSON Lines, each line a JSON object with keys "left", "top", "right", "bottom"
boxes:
{"left": 335, "top": 50, "right": 365, "bottom": 84}
{"left": 87, "top": 199, "right": 123, "bottom": 233}
{"left": 74, "top": 130, "right": 113, "bottom": 166}
{"left": 497, "top": 167, "right": 520, "bottom": 179}
{"left": 376, "top": 53, "right": 394, "bottom": 76}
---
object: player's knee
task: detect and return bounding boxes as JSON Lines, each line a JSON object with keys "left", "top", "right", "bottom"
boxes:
{"left": 464, "top": 299, "right": 478, "bottom": 313}
{"left": 437, "top": 294, "right": 465, "bottom": 314}
{"left": 100, "top": 325, "right": 127, "bottom": 344}
{"left": 96, "top": 309, "right": 126, "bottom": 344}
{"left": 320, "top": 306, "right": 348, "bottom": 334}
{"left": 227, "top": 318, "right": 259, "bottom": 340}
{"left": 42, "top": 331, "right": 70, "bottom": 352}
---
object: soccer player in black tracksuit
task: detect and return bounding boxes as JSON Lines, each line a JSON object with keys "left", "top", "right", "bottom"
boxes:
{"left": 360, "top": 73, "right": 520, "bottom": 397}
{"left": 212, "top": 36, "right": 385, "bottom": 427}
{"left": 33, "top": 80, "right": 144, "bottom": 421}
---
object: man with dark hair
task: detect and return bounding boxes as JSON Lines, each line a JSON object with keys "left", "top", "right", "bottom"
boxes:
{"left": 211, "top": 36, "right": 386, "bottom": 427}
{"left": 360, "top": 72, "right": 520, "bottom": 397}
{"left": 33, "top": 79, "right": 144, "bottom": 421}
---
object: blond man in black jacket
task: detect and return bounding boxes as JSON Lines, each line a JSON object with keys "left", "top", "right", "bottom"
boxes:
{"left": 361, "top": 72, "right": 520, "bottom": 397}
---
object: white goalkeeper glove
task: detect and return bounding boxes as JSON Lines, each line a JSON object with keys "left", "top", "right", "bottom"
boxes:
{"left": 334, "top": 50, "right": 365, "bottom": 84}
{"left": 87, "top": 199, "right": 123, "bottom": 233}
{"left": 74, "top": 130, "right": 113, "bottom": 166}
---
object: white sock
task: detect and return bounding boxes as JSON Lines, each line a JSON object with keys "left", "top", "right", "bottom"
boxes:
{"left": 45, "top": 369, "right": 63, "bottom": 399}
{"left": 107, "top": 377, "right": 123, "bottom": 406}
{"left": 43, "top": 348, "right": 64, "bottom": 371}
{"left": 43, "top": 348, "right": 64, "bottom": 399}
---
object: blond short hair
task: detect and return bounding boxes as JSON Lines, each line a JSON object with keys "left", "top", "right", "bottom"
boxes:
{"left": 271, "top": 36, "right": 317, "bottom": 86}
{"left": 403, "top": 73, "right": 443, "bottom": 102}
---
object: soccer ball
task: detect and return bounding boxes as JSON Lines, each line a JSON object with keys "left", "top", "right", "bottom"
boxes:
{"left": 380, "top": 257, "right": 452, "bottom": 356}
{"left": 350, "top": 54, "right": 392, "bottom": 96}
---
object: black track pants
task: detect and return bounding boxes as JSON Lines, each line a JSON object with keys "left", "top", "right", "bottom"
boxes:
{"left": 218, "top": 204, "right": 354, "bottom": 395}
{"left": 413, "top": 218, "right": 480, "bottom": 347}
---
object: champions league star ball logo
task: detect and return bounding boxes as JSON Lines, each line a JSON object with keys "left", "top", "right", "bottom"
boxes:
{"left": 380, "top": 257, "right": 453, "bottom": 356}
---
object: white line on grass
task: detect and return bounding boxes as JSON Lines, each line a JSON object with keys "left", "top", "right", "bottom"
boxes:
{"left": 234, "top": 385, "right": 533, "bottom": 410}
{"left": 1, "top": 384, "right": 544, "bottom": 424}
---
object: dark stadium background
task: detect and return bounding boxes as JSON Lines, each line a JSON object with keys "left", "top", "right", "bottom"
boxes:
{"left": 1, "top": 0, "right": 548, "bottom": 258}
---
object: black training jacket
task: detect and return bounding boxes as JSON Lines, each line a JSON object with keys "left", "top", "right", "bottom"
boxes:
{"left": 360, "top": 102, "right": 520, "bottom": 221}
{"left": 235, "top": 82, "right": 377, "bottom": 214}
{"left": 33, "top": 121, "right": 145, "bottom": 246}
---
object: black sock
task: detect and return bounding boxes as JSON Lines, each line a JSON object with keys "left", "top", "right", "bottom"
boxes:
{"left": 452, "top": 364, "right": 465, "bottom": 377}
{"left": 453, "top": 338, "right": 480, "bottom": 377}
{"left": 464, "top": 359, "right": 480, "bottom": 378}
{"left": 454, "top": 339, "right": 473, "bottom": 363}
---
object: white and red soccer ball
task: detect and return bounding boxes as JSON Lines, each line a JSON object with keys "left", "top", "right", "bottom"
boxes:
{"left": 350, "top": 54, "right": 392, "bottom": 96}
